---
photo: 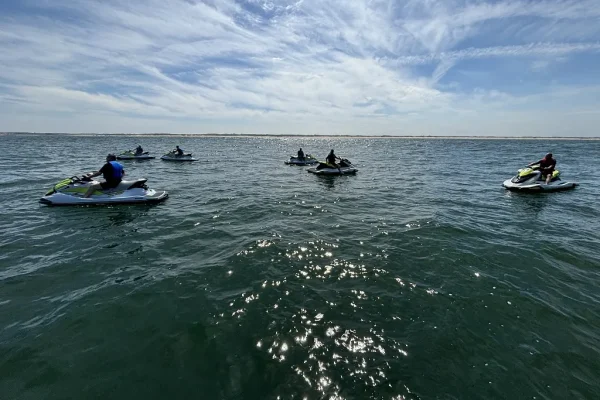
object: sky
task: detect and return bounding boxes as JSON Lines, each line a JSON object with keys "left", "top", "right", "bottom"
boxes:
{"left": 0, "top": 0, "right": 599, "bottom": 136}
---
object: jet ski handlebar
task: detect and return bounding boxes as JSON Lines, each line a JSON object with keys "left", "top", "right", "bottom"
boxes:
{"left": 69, "top": 172, "right": 96, "bottom": 182}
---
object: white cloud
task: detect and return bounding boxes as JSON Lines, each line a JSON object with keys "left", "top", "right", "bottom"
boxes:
{"left": 0, "top": 0, "right": 599, "bottom": 135}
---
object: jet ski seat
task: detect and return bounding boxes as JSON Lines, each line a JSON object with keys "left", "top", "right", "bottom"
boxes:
{"left": 109, "top": 179, "right": 148, "bottom": 191}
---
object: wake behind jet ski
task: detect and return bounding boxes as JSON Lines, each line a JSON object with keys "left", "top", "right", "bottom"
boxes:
{"left": 40, "top": 173, "right": 168, "bottom": 205}
{"left": 161, "top": 145, "right": 197, "bottom": 162}
{"left": 502, "top": 164, "right": 577, "bottom": 192}
{"left": 308, "top": 158, "right": 357, "bottom": 175}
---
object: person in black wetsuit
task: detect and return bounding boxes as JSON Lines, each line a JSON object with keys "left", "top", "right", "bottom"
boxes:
{"left": 135, "top": 145, "right": 143, "bottom": 155}
{"left": 326, "top": 149, "right": 340, "bottom": 167}
{"left": 174, "top": 146, "right": 184, "bottom": 156}
{"left": 297, "top": 148, "right": 305, "bottom": 161}
{"left": 528, "top": 153, "right": 556, "bottom": 184}
{"left": 84, "top": 154, "right": 125, "bottom": 198}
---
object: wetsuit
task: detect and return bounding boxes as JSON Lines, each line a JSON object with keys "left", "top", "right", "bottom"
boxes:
{"left": 176, "top": 148, "right": 184, "bottom": 156}
{"left": 98, "top": 161, "right": 124, "bottom": 189}
{"left": 326, "top": 153, "right": 337, "bottom": 166}
{"left": 135, "top": 146, "right": 143, "bottom": 155}
{"left": 298, "top": 149, "right": 305, "bottom": 161}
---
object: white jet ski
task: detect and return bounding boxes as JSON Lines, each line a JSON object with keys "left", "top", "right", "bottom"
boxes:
{"left": 117, "top": 150, "right": 155, "bottom": 160}
{"left": 503, "top": 164, "right": 577, "bottom": 192}
{"left": 285, "top": 155, "right": 318, "bottom": 166}
{"left": 160, "top": 151, "right": 197, "bottom": 162}
{"left": 307, "top": 158, "right": 357, "bottom": 175}
{"left": 40, "top": 173, "right": 168, "bottom": 206}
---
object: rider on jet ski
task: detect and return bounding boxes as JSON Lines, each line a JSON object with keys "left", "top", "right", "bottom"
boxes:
{"left": 528, "top": 153, "right": 556, "bottom": 184}
{"left": 298, "top": 148, "right": 305, "bottom": 161}
{"left": 175, "top": 146, "right": 184, "bottom": 156}
{"left": 135, "top": 145, "right": 143, "bottom": 155}
{"left": 326, "top": 149, "right": 340, "bottom": 167}
{"left": 83, "top": 154, "right": 125, "bottom": 198}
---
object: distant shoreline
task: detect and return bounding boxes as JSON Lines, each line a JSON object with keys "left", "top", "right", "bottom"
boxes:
{"left": 2, "top": 132, "right": 600, "bottom": 140}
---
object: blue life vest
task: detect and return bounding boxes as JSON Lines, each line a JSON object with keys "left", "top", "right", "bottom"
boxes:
{"left": 109, "top": 161, "right": 124, "bottom": 180}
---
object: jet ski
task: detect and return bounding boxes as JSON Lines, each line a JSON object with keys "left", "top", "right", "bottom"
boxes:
{"left": 307, "top": 158, "right": 357, "bottom": 175}
{"left": 116, "top": 150, "right": 155, "bottom": 160}
{"left": 502, "top": 164, "right": 577, "bottom": 192}
{"left": 160, "top": 151, "right": 197, "bottom": 162}
{"left": 285, "top": 154, "right": 318, "bottom": 166}
{"left": 40, "top": 173, "right": 168, "bottom": 206}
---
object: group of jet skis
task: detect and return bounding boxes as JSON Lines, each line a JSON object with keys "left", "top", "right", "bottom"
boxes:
{"left": 285, "top": 148, "right": 358, "bottom": 176}
{"left": 117, "top": 145, "right": 197, "bottom": 162}
{"left": 39, "top": 148, "right": 577, "bottom": 206}
{"left": 39, "top": 144, "right": 196, "bottom": 206}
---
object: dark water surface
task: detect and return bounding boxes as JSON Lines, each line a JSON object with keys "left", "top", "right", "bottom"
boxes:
{"left": 1, "top": 134, "right": 600, "bottom": 400}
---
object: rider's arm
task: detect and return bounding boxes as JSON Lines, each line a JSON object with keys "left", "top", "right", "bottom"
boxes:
{"left": 541, "top": 159, "right": 555, "bottom": 170}
{"left": 89, "top": 167, "right": 104, "bottom": 178}
{"left": 90, "top": 163, "right": 108, "bottom": 178}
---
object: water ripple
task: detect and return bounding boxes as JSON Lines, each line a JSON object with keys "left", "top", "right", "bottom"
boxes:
{"left": 1, "top": 136, "right": 600, "bottom": 399}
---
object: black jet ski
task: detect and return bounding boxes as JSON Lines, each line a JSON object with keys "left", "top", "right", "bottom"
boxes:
{"left": 40, "top": 173, "right": 168, "bottom": 205}
{"left": 161, "top": 151, "right": 197, "bottom": 161}
{"left": 307, "top": 158, "right": 357, "bottom": 175}
{"left": 285, "top": 154, "right": 318, "bottom": 166}
{"left": 503, "top": 164, "right": 577, "bottom": 192}
{"left": 117, "top": 150, "right": 155, "bottom": 160}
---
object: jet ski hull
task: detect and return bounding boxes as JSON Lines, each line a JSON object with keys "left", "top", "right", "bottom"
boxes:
{"left": 285, "top": 156, "right": 318, "bottom": 166}
{"left": 40, "top": 189, "right": 168, "bottom": 205}
{"left": 117, "top": 151, "right": 155, "bottom": 160}
{"left": 117, "top": 155, "right": 155, "bottom": 160}
{"left": 502, "top": 179, "right": 577, "bottom": 192}
{"left": 307, "top": 167, "right": 357, "bottom": 175}
{"left": 161, "top": 155, "right": 196, "bottom": 162}
{"left": 40, "top": 190, "right": 168, "bottom": 205}
{"left": 308, "top": 159, "right": 357, "bottom": 175}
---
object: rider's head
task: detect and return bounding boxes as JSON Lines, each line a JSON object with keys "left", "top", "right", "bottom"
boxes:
{"left": 545, "top": 153, "right": 553, "bottom": 159}
{"left": 106, "top": 154, "right": 117, "bottom": 162}
{"left": 176, "top": 146, "right": 180, "bottom": 149}
{"left": 330, "top": 149, "right": 334, "bottom": 154}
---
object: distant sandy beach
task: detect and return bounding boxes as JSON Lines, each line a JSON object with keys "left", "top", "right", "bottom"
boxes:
{"left": 2, "top": 132, "right": 600, "bottom": 140}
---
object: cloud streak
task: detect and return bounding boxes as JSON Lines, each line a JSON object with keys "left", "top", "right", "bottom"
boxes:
{"left": 0, "top": 0, "right": 599, "bottom": 135}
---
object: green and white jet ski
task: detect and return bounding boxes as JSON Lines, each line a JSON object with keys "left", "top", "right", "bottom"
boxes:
{"left": 116, "top": 150, "right": 155, "bottom": 160}
{"left": 40, "top": 173, "right": 168, "bottom": 206}
{"left": 307, "top": 158, "right": 357, "bottom": 175}
{"left": 502, "top": 164, "right": 577, "bottom": 192}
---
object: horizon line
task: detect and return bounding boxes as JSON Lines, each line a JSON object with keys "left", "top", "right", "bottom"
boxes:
{"left": 2, "top": 132, "right": 600, "bottom": 140}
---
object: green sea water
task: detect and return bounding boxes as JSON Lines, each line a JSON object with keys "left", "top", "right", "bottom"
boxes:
{"left": 1, "top": 134, "right": 600, "bottom": 400}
